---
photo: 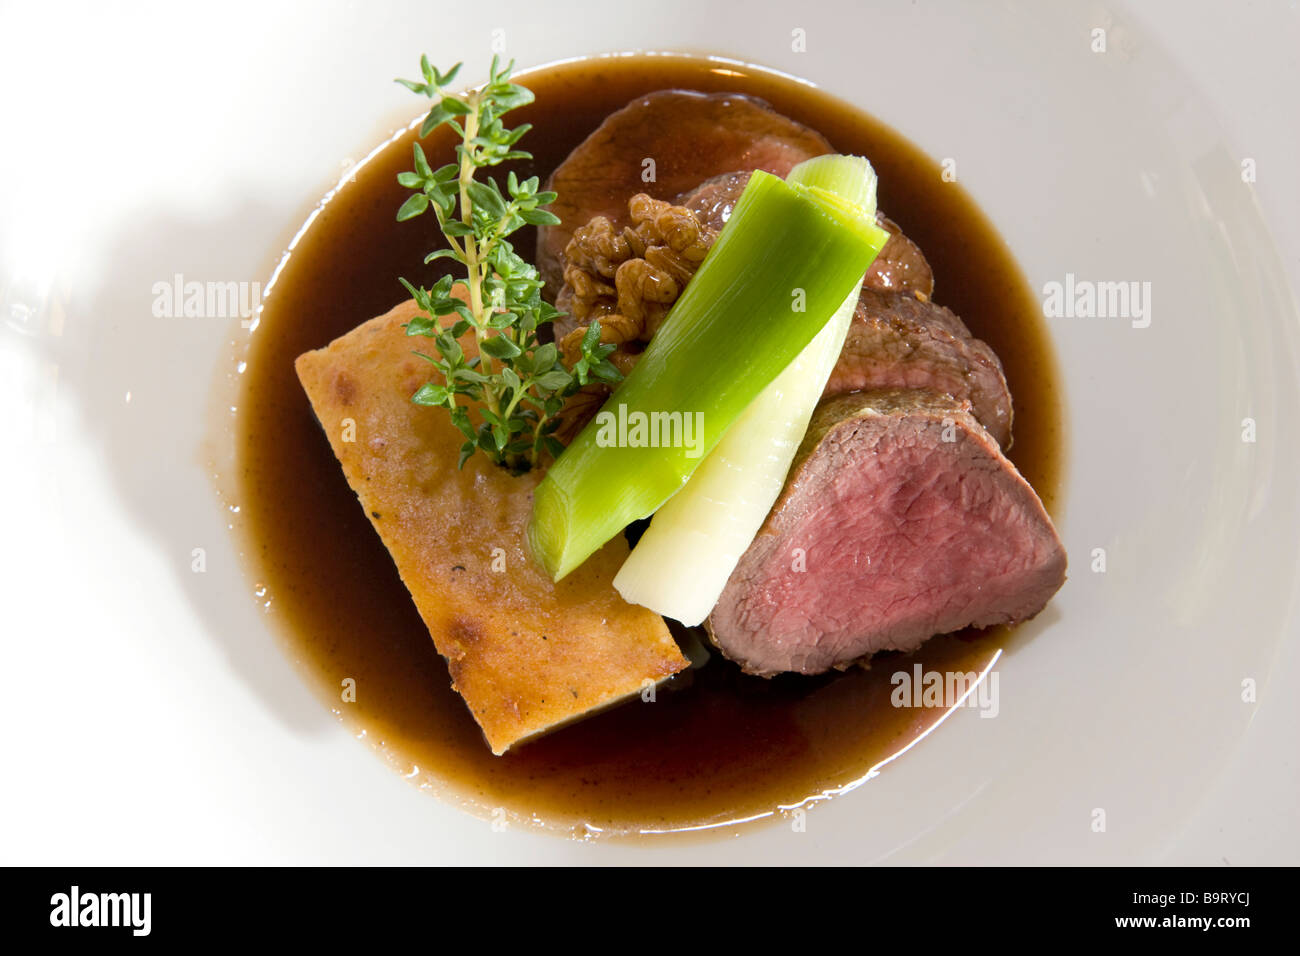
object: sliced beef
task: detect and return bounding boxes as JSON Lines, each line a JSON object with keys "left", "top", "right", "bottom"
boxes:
{"left": 675, "top": 169, "right": 934, "bottom": 298}
{"left": 707, "top": 389, "right": 1065, "bottom": 676}
{"left": 537, "top": 91, "right": 832, "bottom": 292}
{"left": 868, "top": 216, "right": 934, "bottom": 297}
{"left": 828, "top": 290, "right": 1013, "bottom": 447}
{"left": 676, "top": 170, "right": 751, "bottom": 231}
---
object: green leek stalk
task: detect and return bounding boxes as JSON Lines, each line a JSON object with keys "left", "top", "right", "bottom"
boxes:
{"left": 529, "top": 165, "right": 890, "bottom": 581}
{"left": 612, "top": 155, "right": 877, "bottom": 624}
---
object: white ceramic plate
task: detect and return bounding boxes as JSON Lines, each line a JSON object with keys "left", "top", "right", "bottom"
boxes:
{"left": 2, "top": 0, "right": 1297, "bottom": 864}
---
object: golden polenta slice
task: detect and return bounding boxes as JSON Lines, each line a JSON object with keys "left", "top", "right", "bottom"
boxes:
{"left": 294, "top": 297, "right": 686, "bottom": 754}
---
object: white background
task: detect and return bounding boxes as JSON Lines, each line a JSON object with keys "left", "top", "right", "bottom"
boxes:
{"left": 1121, "top": 0, "right": 1299, "bottom": 865}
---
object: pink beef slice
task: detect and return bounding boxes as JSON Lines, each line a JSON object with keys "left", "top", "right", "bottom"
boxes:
{"left": 829, "top": 289, "right": 1014, "bottom": 448}
{"left": 536, "top": 91, "right": 832, "bottom": 292}
{"left": 677, "top": 170, "right": 935, "bottom": 298}
{"left": 707, "top": 389, "right": 1065, "bottom": 676}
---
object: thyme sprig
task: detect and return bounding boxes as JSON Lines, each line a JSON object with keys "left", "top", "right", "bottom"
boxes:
{"left": 395, "top": 55, "right": 620, "bottom": 472}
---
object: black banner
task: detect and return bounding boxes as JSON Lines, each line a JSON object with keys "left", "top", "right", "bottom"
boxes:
{"left": 5, "top": 866, "right": 1285, "bottom": 942}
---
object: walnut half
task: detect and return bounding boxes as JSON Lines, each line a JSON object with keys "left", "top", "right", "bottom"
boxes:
{"left": 558, "top": 194, "right": 716, "bottom": 365}
{"left": 552, "top": 195, "right": 717, "bottom": 444}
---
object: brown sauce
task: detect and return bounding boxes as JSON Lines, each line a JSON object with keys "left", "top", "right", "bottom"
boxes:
{"left": 235, "top": 54, "right": 1064, "bottom": 838}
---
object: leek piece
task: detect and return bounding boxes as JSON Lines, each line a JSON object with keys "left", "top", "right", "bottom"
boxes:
{"left": 785, "top": 153, "right": 878, "bottom": 211}
{"left": 529, "top": 168, "right": 890, "bottom": 581}
{"left": 612, "top": 155, "right": 876, "bottom": 624}
{"left": 613, "top": 291, "right": 859, "bottom": 624}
